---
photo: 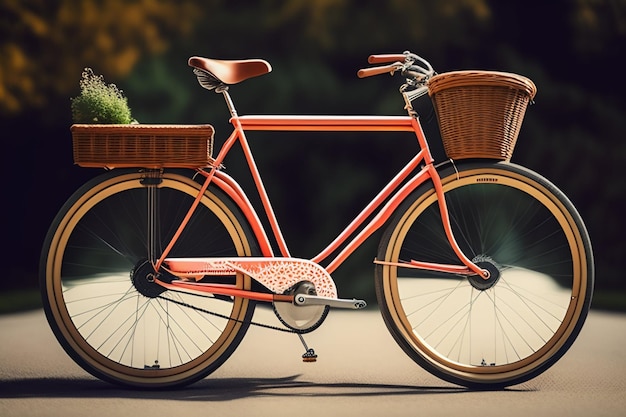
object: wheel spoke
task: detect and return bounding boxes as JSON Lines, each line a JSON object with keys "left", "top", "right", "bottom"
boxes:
{"left": 41, "top": 171, "right": 256, "bottom": 387}
{"left": 377, "top": 163, "right": 592, "bottom": 388}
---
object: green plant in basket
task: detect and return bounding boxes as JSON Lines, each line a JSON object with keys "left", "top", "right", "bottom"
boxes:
{"left": 71, "top": 68, "right": 133, "bottom": 124}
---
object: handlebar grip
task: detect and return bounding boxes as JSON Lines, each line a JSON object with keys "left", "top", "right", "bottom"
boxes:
{"left": 368, "top": 54, "right": 406, "bottom": 64}
{"left": 357, "top": 64, "right": 399, "bottom": 78}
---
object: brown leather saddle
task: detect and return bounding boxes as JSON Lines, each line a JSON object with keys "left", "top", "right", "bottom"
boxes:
{"left": 188, "top": 56, "right": 272, "bottom": 89}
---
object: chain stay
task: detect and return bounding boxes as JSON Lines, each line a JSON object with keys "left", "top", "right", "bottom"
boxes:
{"left": 157, "top": 291, "right": 300, "bottom": 334}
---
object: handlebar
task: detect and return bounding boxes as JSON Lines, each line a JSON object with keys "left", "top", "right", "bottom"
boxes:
{"left": 368, "top": 54, "right": 407, "bottom": 64}
{"left": 357, "top": 63, "right": 402, "bottom": 78}
{"left": 357, "top": 51, "right": 435, "bottom": 86}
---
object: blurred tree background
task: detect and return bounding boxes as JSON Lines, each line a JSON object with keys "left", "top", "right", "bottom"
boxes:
{"left": 1, "top": 0, "right": 624, "bottom": 310}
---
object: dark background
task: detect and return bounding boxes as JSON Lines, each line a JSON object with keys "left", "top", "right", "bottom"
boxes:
{"left": 2, "top": 0, "right": 624, "bottom": 309}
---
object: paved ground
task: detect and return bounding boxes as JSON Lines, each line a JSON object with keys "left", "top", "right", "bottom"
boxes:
{"left": 1, "top": 307, "right": 625, "bottom": 417}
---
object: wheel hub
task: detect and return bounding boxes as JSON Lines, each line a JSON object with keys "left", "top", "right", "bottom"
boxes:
{"left": 131, "top": 259, "right": 167, "bottom": 298}
{"left": 468, "top": 256, "right": 502, "bottom": 290}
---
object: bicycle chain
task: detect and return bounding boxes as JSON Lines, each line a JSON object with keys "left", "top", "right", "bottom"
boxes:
{"left": 156, "top": 292, "right": 300, "bottom": 334}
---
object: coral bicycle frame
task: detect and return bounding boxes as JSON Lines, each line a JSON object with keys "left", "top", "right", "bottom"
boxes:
{"left": 152, "top": 110, "right": 489, "bottom": 303}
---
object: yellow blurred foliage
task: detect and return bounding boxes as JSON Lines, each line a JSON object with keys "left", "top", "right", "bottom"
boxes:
{"left": 2, "top": 0, "right": 618, "bottom": 116}
{"left": 0, "top": 0, "right": 202, "bottom": 115}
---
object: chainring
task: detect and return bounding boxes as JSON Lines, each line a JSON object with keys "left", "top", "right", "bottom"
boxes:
{"left": 273, "top": 281, "right": 329, "bottom": 333}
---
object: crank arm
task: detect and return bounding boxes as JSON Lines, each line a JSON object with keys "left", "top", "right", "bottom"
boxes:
{"left": 293, "top": 294, "right": 367, "bottom": 310}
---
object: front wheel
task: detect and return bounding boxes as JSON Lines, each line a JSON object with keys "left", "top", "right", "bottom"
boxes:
{"left": 376, "top": 161, "right": 594, "bottom": 388}
{"left": 40, "top": 169, "right": 259, "bottom": 388}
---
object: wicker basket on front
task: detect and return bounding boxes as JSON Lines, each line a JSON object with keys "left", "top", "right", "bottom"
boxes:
{"left": 428, "top": 71, "right": 537, "bottom": 161}
{"left": 71, "top": 124, "right": 214, "bottom": 168}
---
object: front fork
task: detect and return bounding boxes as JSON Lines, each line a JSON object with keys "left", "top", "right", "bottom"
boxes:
{"left": 374, "top": 162, "right": 490, "bottom": 279}
{"left": 429, "top": 163, "right": 490, "bottom": 279}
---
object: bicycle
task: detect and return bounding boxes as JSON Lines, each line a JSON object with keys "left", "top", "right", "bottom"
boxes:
{"left": 40, "top": 51, "right": 594, "bottom": 389}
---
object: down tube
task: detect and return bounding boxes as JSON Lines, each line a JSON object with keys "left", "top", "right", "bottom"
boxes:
{"left": 323, "top": 165, "right": 433, "bottom": 274}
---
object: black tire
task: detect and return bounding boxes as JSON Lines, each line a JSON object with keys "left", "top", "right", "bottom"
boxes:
{"left": 40, "top": 169, "right": 259, "bottom": 388}
{"left": 375, "top": 161, "right": 594, "bottom": 388}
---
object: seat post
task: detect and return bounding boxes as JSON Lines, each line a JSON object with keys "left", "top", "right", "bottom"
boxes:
{"left": 216, "top": 86, "right": 238, "bottom": 117}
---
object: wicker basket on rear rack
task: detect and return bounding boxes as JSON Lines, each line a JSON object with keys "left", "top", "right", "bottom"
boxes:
{"left": 428, "top": 70, "right": 537, "bottom": 161}
{"left": 71, "top": 124, "right": 214, "bottom": 169}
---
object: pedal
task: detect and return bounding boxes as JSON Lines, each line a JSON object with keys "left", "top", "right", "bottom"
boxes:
{"left": 302, "top": 348, "right": 317, "bottom": 362}
{"left": 293, "top": 294, "right": 367, "bottom": 310}
{"left": 298, "top": 334, "right": 317, "bottom": 362}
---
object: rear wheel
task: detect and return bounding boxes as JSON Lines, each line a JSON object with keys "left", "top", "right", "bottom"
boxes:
{"left": 40, "top": 169, "right": 258, "bottom": 388}
{"left": 376, "top": 162, "right": 594, "bottom": 388}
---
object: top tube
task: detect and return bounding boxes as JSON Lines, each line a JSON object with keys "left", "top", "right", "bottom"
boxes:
{"left": 235, "top": 115, "right": 415, "bottom": 132}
